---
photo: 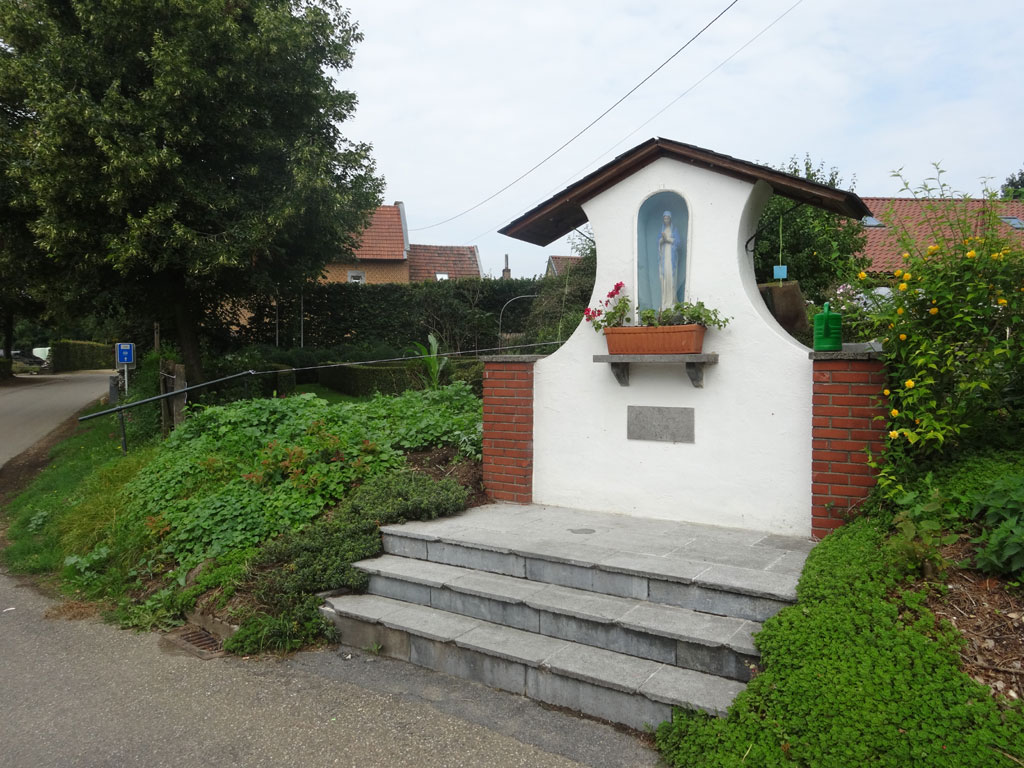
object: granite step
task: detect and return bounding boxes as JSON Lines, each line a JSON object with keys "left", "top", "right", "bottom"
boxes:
{"left": 319, "top": 594, "right": 746, "bottom": 732}
{"left": 380, "top": 505, "right": 810, "bottom": 622}
{"left": 356, "top": 554, "right": 760, "bottom": 681}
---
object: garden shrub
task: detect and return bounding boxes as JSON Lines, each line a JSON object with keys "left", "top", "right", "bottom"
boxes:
{"left": 865, "top": 178, "right": 1024, "bottom": 498}
{"left": 656, "top": 517, "right": 1024, "bottom": 767}
{"left": 0, "top": 357, "right": 12, "bottom": 378}
{"left": 343, "top": 469, "right": 468, "bottom": 525}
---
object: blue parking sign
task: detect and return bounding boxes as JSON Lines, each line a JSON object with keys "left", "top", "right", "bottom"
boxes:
{"left": 116, "top": 343, "right": 135, "bottom": 365}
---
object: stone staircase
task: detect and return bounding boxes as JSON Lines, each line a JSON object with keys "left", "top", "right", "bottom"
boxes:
{"left": 320, "top": 504, "right": 813, "bottom": 731}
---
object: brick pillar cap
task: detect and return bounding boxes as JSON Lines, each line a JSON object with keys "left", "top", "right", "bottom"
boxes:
{"left": 809, "top": 342, "right": 884, "bottom": 361}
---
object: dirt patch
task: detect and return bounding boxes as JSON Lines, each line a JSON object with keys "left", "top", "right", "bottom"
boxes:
{"left": 44, "top": 600, "right": 102, "bottom": 621}
{"left": 405, "top": 445, "right": 488, "bottom": 508}
{"left": 920, "top": 539, "right": 1024, "bottom": 704}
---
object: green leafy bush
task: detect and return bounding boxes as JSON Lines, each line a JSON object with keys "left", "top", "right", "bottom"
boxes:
{"left": 656, "top": 518, "right": 1024, "bottom": 767}
{"left": 56, "top": 384, "right": 479, "bottom": 599}
{"left": 971, "top": 473, "right": 1024, "bottom": 579}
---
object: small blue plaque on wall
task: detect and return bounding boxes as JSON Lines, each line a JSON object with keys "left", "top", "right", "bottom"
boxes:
{"left": 773, "top": 265, "right": 788, "bottom": 279}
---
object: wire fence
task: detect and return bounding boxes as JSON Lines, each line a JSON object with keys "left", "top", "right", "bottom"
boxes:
{"left": 79, "top": 340, "right": 561, "bottom": 451}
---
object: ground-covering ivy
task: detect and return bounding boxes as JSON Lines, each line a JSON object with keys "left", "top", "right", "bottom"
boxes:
{"left": 94, "top": 383, "right": 480, "bottom": 584}
{"left": 6, "top": 384, "right": 480, "bottom": 636}
{"left": 655, "top": 517, "right": 1024, "bottom": 767}
{"left": 224, "top": 470, "right": 468, "bottom": 655}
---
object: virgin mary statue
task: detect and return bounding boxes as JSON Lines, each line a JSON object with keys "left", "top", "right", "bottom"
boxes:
{"left": 658, "top": 211, "right": 682, "bottom": 309}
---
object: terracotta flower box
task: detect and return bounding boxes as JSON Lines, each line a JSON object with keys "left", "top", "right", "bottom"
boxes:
{"left": 603, "top": 325, "right": 706, "bottom": 355}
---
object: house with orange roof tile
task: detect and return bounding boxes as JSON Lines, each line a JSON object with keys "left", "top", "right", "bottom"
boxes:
{"left": 322, "top": 202, "right": 481, "bottom": 284}
{"left": 860, "top": 197, "right": 1024, "bottom": 273}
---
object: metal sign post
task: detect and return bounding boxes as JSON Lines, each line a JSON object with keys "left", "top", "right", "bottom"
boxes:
{"left": 115, "top": 342, "right": 135, "bottom": 396}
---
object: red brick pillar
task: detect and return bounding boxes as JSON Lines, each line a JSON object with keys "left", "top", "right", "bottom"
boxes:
{"left": 810, "top": 352, "right": 888, "bottom": 539}
{"left": 482, "top": 356, "right": 539, "bottom": 503}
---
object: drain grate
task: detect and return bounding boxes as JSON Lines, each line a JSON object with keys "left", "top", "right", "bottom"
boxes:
{"left": 164, "top": 625, "right": 226, "bottom": 660}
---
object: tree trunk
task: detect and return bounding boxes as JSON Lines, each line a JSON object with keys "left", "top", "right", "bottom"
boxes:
{"left": 173, "top": 300, "right": 206, "bottom": 384}
{"left": 2, "top": 310, "right": 13, "bottom": 358}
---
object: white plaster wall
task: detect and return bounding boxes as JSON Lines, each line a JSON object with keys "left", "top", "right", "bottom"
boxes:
{"left": 532, "top": 158, "right": 813, "bottom": 536}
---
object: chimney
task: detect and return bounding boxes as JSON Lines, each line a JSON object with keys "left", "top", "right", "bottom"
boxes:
{"left": 501, "top": 253, "right": 511, "bottom": 280}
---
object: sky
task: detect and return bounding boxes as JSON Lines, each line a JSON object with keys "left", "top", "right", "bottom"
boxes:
{"left": 333, "top": 0, "right": 1021, "bottom": 279}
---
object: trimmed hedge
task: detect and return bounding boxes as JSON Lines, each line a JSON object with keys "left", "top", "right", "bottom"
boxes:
{"left": 239, "top": 277, "right": 542, "bottom": 353}
{"left": 318, "top": 362, "right": 418, "bottom": 397}
{"left": 318, "top": 357, "right": 484, "bottom": 398}
{"left": 51, "top": 340, "right": 112, "bottom": 372}
{"left": 259, "top": 364, "right": 296, "bottom": 398}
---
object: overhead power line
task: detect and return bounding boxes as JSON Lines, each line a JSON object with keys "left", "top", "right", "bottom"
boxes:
{"left": 552, "top": 0, "right": 807, "bottom": 191}
{"left": 409, "top": 0, "right": 741, "bottom": 233}
{"left": 462, "top": 0, "right": 806, "bottom": 249}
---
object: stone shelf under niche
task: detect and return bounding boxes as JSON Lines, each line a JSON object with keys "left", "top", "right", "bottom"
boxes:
{"left": 592, "top": 353, "right": 719, "bottom": 388}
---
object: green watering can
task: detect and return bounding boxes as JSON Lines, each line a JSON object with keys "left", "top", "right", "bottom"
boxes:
{"left": 813, "top": 302, "right": 843, "bottom": 352}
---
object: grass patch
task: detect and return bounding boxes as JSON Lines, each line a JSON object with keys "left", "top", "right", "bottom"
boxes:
{"left": 2, "top": 411, "right": 148, "bottom": 575}
{"left": 655, "top": 516, "right": 1024, "bottom": 767}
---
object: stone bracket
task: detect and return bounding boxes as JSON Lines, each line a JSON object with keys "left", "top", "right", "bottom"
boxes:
{"left": 593, "top": 354, "right": 719, "bottom": 388}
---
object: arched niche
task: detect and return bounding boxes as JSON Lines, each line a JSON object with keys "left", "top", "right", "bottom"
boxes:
{"left": 637, "top": 191, "right": 688, "bottom": 313}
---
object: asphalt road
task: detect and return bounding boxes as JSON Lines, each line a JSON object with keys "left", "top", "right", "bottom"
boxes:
{"left": 0, "top": 572, "right": 660, "bottom": 768}
{"left": 0, "top": 372, "right": 660, "bottom": 768}
{"left": 0, "top": 371, "right": 113, "bottom": 468}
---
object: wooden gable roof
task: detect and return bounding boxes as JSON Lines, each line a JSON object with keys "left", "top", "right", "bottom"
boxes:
{"left": 500, "top": 137, "right": 871, "bottom": 246}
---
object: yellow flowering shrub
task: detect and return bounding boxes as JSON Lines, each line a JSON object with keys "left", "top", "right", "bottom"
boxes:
{"left": 869, "top": 178, "right": 1024, "bottom": 493}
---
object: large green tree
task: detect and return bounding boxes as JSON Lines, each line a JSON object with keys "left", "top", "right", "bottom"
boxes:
{"left": 0, "top": 0, "right": 382, "bottom": 380}
{"left": 752, "top": 155, "right": 867, "bottom": 303}
{"left": 1002, "top": 166, "right": 1024, "bottom": 200}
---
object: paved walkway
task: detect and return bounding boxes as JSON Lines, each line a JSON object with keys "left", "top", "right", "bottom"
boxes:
{"left": 0, "top": 570, "right": 659, "bottom": 768}
{"left": 0, "top": 371, "right": 112, "bottom": 468}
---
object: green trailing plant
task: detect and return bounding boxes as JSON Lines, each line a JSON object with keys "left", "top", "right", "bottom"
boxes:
{"left": 639, "top": 300, "right": 730, "bottom": 329}
{"left": 585, "top": 282, "right": 729, "bottom": 332}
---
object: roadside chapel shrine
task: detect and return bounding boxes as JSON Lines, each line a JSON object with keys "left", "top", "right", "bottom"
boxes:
{"left": 486, "top": 138, "right": 883, "bottom": 539}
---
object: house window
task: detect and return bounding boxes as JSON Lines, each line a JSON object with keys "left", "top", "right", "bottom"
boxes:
{"left": 435, "top": 273, "right": 449, "bottom": 281}
{"left": 1000, "top": 216, "right": 1024, "bottom": 230}
{"left": 347, "top": 270, "right": 366, "bottom": 284}
{"left": 862, "top": 216, "right": 884, "bottom": 227}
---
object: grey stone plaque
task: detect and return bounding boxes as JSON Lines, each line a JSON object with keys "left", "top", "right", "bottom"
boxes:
{"left": 627, "top": 406, "right": 695, "bottom": 443}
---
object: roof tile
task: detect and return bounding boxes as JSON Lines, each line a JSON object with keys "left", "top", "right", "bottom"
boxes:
{"left": 355, "top": 205, "right": 407, "bottom": 261}
{"left": 408, "top": 244, "right": 482, "bottom": 281}
{"left": 861, "top": 197, "right": 1024, "bottom": 272}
